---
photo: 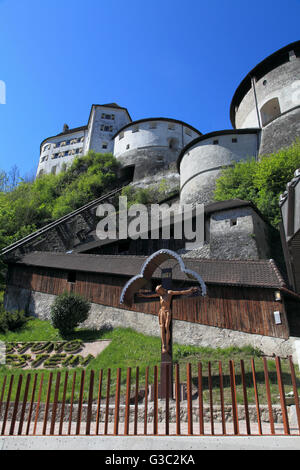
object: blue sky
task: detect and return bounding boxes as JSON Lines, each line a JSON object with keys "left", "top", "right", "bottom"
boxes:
{"left": 0, "top": 0, "right": 299, "bottom": 177}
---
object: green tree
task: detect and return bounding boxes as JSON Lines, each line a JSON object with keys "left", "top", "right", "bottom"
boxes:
{"left": 214, "top": 140, "right": 300, "bottom": 227}
{"left": 0, "top": 152, "right": 119, "bottom": 287}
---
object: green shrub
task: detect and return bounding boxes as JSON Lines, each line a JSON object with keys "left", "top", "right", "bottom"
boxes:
{"left": 0, "top": 305, "right": 28, "bottom": 333}
{"left": 50, "top": 292, "right": 91, "bottom": 336}
{"left": 214, "top": 139, "right": 300, "bottom": 227}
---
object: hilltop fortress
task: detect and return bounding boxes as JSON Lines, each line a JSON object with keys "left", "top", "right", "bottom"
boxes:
{"left": 37, "top": 41, "right": 300, "bottom": 207}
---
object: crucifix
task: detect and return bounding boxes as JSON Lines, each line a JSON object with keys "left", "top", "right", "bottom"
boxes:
{"left": 137, "top": 268, "right": 198, "bottom": 398}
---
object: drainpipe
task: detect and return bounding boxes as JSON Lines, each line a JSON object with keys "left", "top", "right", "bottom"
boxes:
{"left": 251, "top": 75, "right": 262, "bottom": 129}
{"left": 251, "top": 75, "right": 262, "bottom": 160}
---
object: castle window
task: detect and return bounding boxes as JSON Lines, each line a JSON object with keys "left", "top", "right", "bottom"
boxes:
{"left": 230, "top": 218, "right": 237, "bottom": 227}
{"left": 126, "top": 144, "right": 130, "bottom": 150}
{"left": 232, "top": 138, "right": 237, "bottom": 143}
{"left": 260, "top": 98, "right": 281, "bottom": 126}
{"left": 102, "top": 142, "right": 108, "bottom": 149}
{"left": 100, "top": 125, "right": 113, "bottom": 132}
{"left": 117, "top": 240, "right": 131, "bottom": 253}
{"left": 102, "top": 113, "right": 114, "bottom": 120}
{"left": 213, "top": 139, "right": 219, "bottom": 145}
{"left": 60, "top": 141, "right": 66, "bottom": 147}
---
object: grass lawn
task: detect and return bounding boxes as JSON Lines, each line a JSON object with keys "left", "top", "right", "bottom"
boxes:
{"left": 0, "top": 317, "right": 299, "bottom": 405}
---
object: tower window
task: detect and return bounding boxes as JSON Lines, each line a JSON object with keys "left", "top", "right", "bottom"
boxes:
{"left": 101, "top": 113, "right": 113, "bottom": 120}
{"left": 100, "top": 125, "right": 113, "bottom": 132}
{"left": 232, "top": 138, "right": 237, "bottom": 143}
{"left": 102, "top": 142, "right": 108, "bottom": 149}
{"left": 213, "top": 139, "right": 219, "bottom": 145}
{"left": 230, "top": 218, "right": 237, "bottom": 227}
{"left": 260, "top": 98, "right": 281, "bottom": 126}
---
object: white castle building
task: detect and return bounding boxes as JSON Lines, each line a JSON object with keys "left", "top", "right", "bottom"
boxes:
{"left": 36, "top": 41, "right": 300, "bottom": 207}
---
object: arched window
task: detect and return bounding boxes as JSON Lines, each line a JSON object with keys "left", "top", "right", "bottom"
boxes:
{"left": 260, "top": 98, "right": 281, "bottom": 126}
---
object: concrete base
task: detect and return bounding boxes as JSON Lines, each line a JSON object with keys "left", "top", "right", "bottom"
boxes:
{"left": 0, "top": 435, "right": 300, "bottom": 451}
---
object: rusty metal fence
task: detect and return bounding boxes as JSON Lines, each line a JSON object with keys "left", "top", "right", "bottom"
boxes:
{"left": 0, "top": 356, "right": 300, "bottom": 437}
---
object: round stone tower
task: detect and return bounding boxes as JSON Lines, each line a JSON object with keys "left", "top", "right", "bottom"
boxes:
{"left": 178, "top": 129, "right": 260, "bottom": 205}
{"left": 113, "top": 118, "right": 201, "bottom": 184}
{"left": 178, "top": 40, "right": 300, "bottom": 206}
{"left": 230, "top": 40, "right": 300, "bottom": 155}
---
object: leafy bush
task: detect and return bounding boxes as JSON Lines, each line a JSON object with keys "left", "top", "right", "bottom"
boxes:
{"left": 120, "top": 178, "right": 177, "bottom": 207}
{"left": 50, "top": 292, "right": 91, "bottom": 336}
{"left": 0, "top": 305, "right": 28, "bottom": 333}
{"left": 214, "top": 139, "right": 300, "bottom": 227}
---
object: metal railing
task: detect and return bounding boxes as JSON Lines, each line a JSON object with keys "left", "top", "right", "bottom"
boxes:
{"left": 0, "top": 356, "right": 300, "bottom": 436}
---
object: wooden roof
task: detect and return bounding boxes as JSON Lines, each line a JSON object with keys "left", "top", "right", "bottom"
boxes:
{"left": 12, "top": 251, "right": 288, "bottom": 290}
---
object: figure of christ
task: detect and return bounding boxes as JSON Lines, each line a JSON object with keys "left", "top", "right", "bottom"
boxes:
{"left": 137, "top": 285, "right": 199, "bottom": 353}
